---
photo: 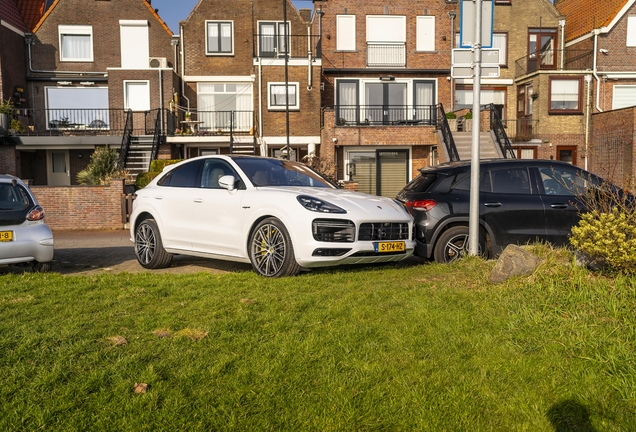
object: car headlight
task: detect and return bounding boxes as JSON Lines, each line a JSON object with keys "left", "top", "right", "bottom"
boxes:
{"left": 297, "top": 195, "right": 347, "bottom": 214}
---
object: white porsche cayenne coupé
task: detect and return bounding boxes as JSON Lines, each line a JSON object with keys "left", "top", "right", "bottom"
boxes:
{"left": 130, "top": 155, "right": 415, "bottom": 277}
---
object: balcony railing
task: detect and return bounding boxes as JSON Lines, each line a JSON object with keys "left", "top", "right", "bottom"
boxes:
{"left": 367, "top": 42, "right": 406, "bottom": 67}
{"left": 335, "top": 105, "right": 437, "bottom": 126}
{"left": 253, "top": 34, "right": 321, "bottom": 59}
{"left": 169, "top": 110, "right": 254, "bottom": 136}
{"left": 515, "top": 49, "right": 593, "bottom": 78}
{"left": 12, "top": 109, "right": 164, "bottom": 136}
{"left": 499, "top": 118, "right": 540, "bottom": 141}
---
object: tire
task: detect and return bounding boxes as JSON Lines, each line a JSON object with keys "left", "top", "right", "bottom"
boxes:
{"left": 33, "top": 261, "right": 52, "bottom": 272}
{"left": 134, "top": 218, "right": 173, "bottom": 269}
{"left": 248, "top": 217, "right": 300, "bottom": 277}
{"left": 433, "top": 226, "right": 484, "bottom": 264}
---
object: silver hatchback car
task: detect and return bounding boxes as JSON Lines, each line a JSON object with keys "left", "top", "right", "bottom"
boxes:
{"left": 0, "top": 175, "right": 54, "bottom": 272}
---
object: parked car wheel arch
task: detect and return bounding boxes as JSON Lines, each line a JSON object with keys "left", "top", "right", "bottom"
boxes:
{"left": 431, "top": 218, "right": 494, "bottom": 259}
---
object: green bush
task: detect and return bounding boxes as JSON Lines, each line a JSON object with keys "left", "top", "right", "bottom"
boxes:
{"left": 445, "top": 112, "right": 457, "bottom": 119}
{"left": 570, "top": 208, "right": 636, "bottom": 273}
{"left": 149, "top": 159, "right": 181, "bottom": 173}
{"left": 135, "top": 172, "right": 160, "bottom": 189}
{"left": 76, "top": 146, "right": 125, "bottom": 185}
{"left": 463, "top": 111, "right": 473, "bottom": 119}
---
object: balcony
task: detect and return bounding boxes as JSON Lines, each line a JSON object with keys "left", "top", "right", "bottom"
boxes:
{"left": 500, "top": 118, "right": 539, "bottom": 141}
{"left": 515, "top": 49, "right": 593, "bottom": 78}
{"left": 367, "top": 42, "right": 406, "bottom": 68}
{"left": 169, "top": 110, "right": 254, "bottom": 136}
{"left": 334, "top": 105, "right": 437, "bottom": 126}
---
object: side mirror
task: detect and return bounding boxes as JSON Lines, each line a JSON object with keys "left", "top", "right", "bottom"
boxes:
{"left": 218, "top": 175, "right": 236, "bottom": 191}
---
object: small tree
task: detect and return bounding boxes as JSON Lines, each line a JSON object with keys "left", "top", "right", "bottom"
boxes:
{"left": 77, "top": 146, "right": 126, "bottom": 185}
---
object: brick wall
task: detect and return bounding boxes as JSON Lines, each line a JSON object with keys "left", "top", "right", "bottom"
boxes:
{"left": 30, "top": 179, "right": 125, "bottom": 230}
{"left": 0, "top": 26, "right": 28, "bottom": 106}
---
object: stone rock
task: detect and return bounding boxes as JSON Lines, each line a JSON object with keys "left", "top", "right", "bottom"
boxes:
{"left": 488, "top": 244, "right": 542, "bottom": 284}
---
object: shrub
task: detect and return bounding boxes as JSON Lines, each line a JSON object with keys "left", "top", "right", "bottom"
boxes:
{"left": 463, "top": 111, "right": 473, "bottom": 119}
{"left": 77, "top": 146, "right": 126, "bottom": 185}
{"left": 569, "top": 178, "right": 636, "bottom": 273}
{"left": 0, "top": 99, "right": 14, "bottom": 115}
{"left": 135, "top": 172, "right": 160, "bottom": 189}
{"left": 445, "top": 112, "right": 457, "bottom": 119}
{"left": 149, "top": 159, "right": 181, "bottom": 173}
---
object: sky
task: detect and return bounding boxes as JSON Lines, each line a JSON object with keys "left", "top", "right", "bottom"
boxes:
{"left": 151, "top": 0, "right": 315, "bottom": 34}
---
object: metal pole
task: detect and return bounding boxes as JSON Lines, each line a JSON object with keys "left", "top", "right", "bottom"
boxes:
{"left": 468, "top": 0, "right": 482, "bottom": 256}
{"left": 283, "top": 0, "right": 291, "bottom": 160}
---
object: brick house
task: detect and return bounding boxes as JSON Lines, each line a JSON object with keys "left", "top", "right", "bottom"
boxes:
{"left": 316, "top": 0, "right": 457, "bottom": 197}
{"left": 555, "top": 0, "right": 636, "bottom": 186}
{"left": 3, "top": 0, "right": 179, "bottom": 185}
{"left": 173, "top": 0, "right": 321, "bottom": 162}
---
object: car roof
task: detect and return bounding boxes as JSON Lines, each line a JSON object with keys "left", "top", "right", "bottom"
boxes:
{"left": 419, "top": 159, "right": 580, "bottom": 174}
{"left": 0, "top": 174, "right": 22, "bottom": 184}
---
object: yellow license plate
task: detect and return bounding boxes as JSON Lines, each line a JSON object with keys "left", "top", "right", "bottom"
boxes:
{"left": 0, "top": 230, "right": 14, "bottom": 242}
{"left": 375, "top": 241, "right": 405, "bottom": 253}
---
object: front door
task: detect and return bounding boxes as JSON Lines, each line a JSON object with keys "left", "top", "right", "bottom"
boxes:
{"left": 47, "top": 150, "right": 70, "bottom": 186}
{"left": 556, "top": 146, "right": 577, "bottom": 165}
{"left": 348, "top": 149, "right": 409, "bottom": 197}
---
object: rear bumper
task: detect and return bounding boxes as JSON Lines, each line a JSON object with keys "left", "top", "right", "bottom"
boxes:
{"left": 0, "top": 223, "right": 54, "bottom": 265}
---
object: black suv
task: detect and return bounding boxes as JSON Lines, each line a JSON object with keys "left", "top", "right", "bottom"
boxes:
{"left": 396, "top": 159, "right": 605, "bottom": 263}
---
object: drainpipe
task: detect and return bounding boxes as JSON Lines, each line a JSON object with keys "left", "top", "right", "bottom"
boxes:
{"left": 307, "top": 27, "right": 312, "bottom": 90}
{"left": 25, "top": 34, "right": 107, "bottom": 76}
{"left": 159, "top": 68, "right": 164, "bottom": 133}
{"left": 180, "top": 24, "right": 190, "bottom": 111}
{"left": 584, "top": 74, "right": 592, "bottom": 170}
{"left": 449, "top": 11, "right": 456, "bottom": 111}
{"left": 258, "top": 59, "right": 264, "bottom": 154}
{"left": 592, "top": 29, "right": 602, "bottom": 113}
{"left": 559, "top": 20, "right": 565, "bottom": 70}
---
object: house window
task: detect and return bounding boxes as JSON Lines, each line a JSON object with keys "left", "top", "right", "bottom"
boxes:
{"left": 416, "top": 16, "right": 435, "bottom": 52}
{"left": 336, "top": 15, "right": 356, "bottom": 51}
{"left": 120, "top": 20, "right": 149, "bottom": 68}
{"left": 124, "top": 81, "right": 150, "bottom": 111}
{"left": 268, "top": 83, "right": 299, "bottom": 110}
{"left": 627, "top": 15, "right": 636, "bottom": 47}
{"left": 59, "top": 25, "right": 93, "bottom": 62}
{"left": 613, "top": 85, "right": 636, "bottom": 109}
{"left": 528, "top": 28, "right": 557, "bottom": 72}
{"left": 197, "top": 82, "right": 253, "bottom": 131}
{"left": 259, "top": 21, "right": 290, "bottom": 57}
{"left": 336, "top": 80, "right": 359, "bottom": 124}
{"left": 366, "top": 15, "right": 406, "bottom": 67}
{"left": 549, "top": 77, "right": 582, "bottom": 114}
{"left": 45, "top": 86, "right": 109, "bottom": 130}
{"left": 456, "top": 32, "right": 507, "bottom": 65}
{"left": 206, "top": 21, "right": 233, "bottom": 55}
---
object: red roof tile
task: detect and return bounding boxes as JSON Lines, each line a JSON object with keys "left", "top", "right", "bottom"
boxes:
{"left": 15, "top": 0, "right": 45, "bottom": 32}
{"left": 557, "top": 0, "right": 628, "bottom": 41}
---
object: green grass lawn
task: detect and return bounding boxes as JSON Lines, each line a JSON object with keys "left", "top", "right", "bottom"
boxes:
{"left": 1, "top": 247, "right": 635, "bottom": 431}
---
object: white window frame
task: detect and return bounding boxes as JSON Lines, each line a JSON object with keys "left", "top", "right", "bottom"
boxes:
{"left": 416, "top": 16, "right": 435, "bottom": 52}
{"left": 206, "top": 20, "right": 234, "bottom": 55}
{"left": 628, "top": 15, "right": 636, "bottom": 47}
{"left": 613, "top": 85, "right": 636, "bottom": 109}
{"left": 336, "top": 15, "right": 356, "bottom": 51}
{"left": 124, "top": 80, "right": 150, "bottom": 111}
{"left": 59, "top": 25, "right": 93, "bottom": 62}
{"left": 268, "top": 82, "right": 299, "bottom": 110}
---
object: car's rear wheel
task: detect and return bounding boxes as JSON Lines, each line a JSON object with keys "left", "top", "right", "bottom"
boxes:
{"left": 434, "top": 226, "right": 484, "bottom": 264}
{"left": 249, "top": 218, "right": 300, "bottom": 277}
{"left": 33, "top": 261, "right": 51, "bottom": 272}
{"left": 135, "top": 218, "right": 173, "bottom": 269}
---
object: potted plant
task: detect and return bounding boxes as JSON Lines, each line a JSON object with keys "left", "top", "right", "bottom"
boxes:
{"left": 463, "top": 111, "right": 473, "bottom": 132}
{"left": 9, "top": 118, "right": 24, "bottom": 136}
{"left": 0, "top": 99, "right": 13, "bottom": 135}
{"left": 445, "top": 111, "right": 457, "bottom": 131}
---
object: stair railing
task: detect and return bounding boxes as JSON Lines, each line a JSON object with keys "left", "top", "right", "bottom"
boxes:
{"left": 436, "top": 104, "right": 460, "bottom": 162}
{"left": 487, "top": 104, "right": 516, "bottom": 159}
{"left": 118, "top": 109, "right": 133, "bottom": 169}
{"left": 149, "top": 109, "right": 163, "bottom": 167}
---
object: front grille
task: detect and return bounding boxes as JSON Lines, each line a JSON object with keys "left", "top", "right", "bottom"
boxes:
{"left": 313, "top": 219, "right": 355, "bottom": 242}
{"left": 312, "top": 248, "right": 352, "bottom": 257}
{"left": 358, "top": 222, "right": 409, "bottom": 241}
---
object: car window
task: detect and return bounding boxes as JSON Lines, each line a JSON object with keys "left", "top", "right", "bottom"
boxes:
{"left": 538, "top": 165, "right": 599, "bottom": 196}
{"left": 234, "top": 158, "right": 334, "bottom": 188}
{"left": 200, "top": 159, "right": 244, "bottom": 189}
{"left": 453, "top": 171, "right": 492, "bottom": 192}
{"left": 490, "top": 168, "right": 532, "bottom": 194}
{"left": 0, "top": 183, "right": 31, "bottom": 211}
{"left": 403, "top": 173, "right": 438, "bottom": 193}
{"left": 158, "top": 160, "right": 203, "bottom": 188}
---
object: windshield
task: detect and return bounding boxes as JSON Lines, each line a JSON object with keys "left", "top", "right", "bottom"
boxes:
{"left": 233, "top": 158, "right": 335, "bottom": 188}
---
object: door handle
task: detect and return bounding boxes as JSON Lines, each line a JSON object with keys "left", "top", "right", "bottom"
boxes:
{"left": 550, "top": 203, "right": 568, "bottom": 209}
{"left": 193, "top": 198, "right": 203, "bottom": 203}
{"left": 484, "top": 202, "right": 502, "bottom": 207}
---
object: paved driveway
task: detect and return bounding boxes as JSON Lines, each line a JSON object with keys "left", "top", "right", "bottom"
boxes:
{"left": 1, "top": 229, "right": 425, "bottom": 276}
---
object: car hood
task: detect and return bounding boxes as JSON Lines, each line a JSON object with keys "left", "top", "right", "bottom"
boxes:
{"left": 256, "top": 186, "right": 410, "bottom": 218}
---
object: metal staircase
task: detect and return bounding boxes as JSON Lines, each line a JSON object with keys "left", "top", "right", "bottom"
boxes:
{"left": 230, "top": 135, "right": 257, "bottom": 155}
{"left": 124, "top": 135, "right": 153, "bottom": 175}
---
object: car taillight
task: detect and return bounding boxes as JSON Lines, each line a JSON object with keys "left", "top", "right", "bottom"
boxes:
{"left": 27, "top": 205, "right": 45, "bottom": 221}
{"left": 405, "top": 199, "right": 437, "bottom": 212}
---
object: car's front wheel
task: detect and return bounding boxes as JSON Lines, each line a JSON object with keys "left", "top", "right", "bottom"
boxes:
{"left": 434, "top": 226, "right": 484, "bottom": 264}
{"left": 249, "top": 218, "right": 300, "bottom": 277}
{"left": 134, "top": 218, "right": 173, "bottom": 269}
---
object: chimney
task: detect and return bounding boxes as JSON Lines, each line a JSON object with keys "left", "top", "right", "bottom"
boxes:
{"left": 299, "top": 8, "right": 312, "bottom": 23}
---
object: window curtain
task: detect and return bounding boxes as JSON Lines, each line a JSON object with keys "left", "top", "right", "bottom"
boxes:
{"left": 338, "top": 82, "right": 357, "bottom": 123}
{"left": 207, "top": 23, "right": 219, "bottom": 51}
{"left": 551, "top": 80, "right": 578, "bottom": 109}
{"left": 62, "top": 34, "right": 91, "bottom": 59}
{"left": 415, "top": 82, "right": 434, "bottom": 121}
{"left": 492, "top": 34, "right": 507, "bottom": 65}
{"left": 220, "top": 23, "right": 232, "bottom": 52}
{"left": 278, "top": 23, "right": 289, "bottom": 54}
{"left": 260, "top": 24, "right": 275, "bottom": 55}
